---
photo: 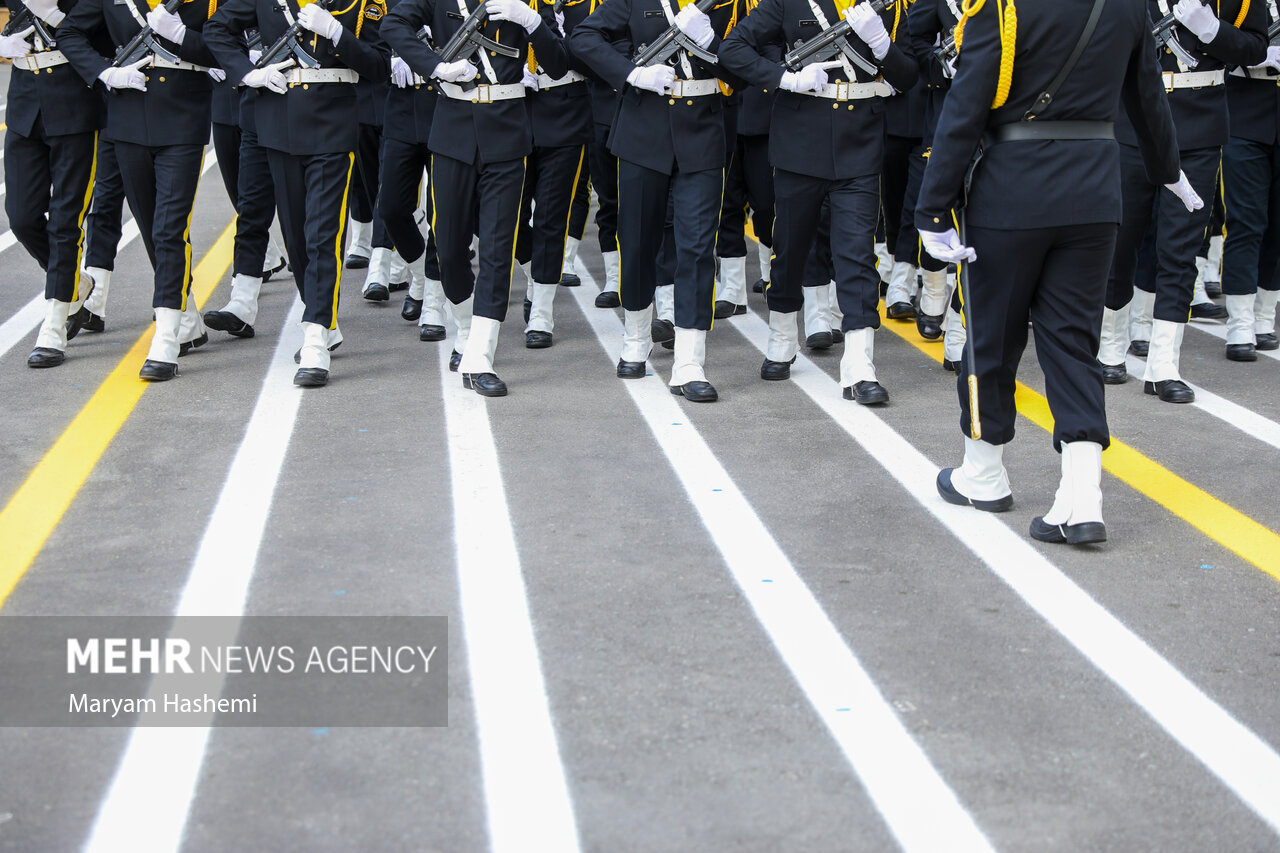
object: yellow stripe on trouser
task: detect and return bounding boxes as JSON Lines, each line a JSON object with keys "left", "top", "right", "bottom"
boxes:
{"left": 0, "top": 220, "right": 237, "bottom": 608}
{"left": 558, "top": 146, "right": 587, "bottom": 280}
{"left": 507, "top": 157, "right": 528, "bottom": 303}
{"left": 708, "top": 167, "right": 725, "bottom": 332}
{"left": 179, "top": 148, "right": 207, "bottom": 312}
{"left": 879, "top": 304, "right": 1280, "bottom": 582}
{"left": 331, "top": 153, "right": 355, "bottom": 329}
{"left": 71, "top": 131, "right": 100, "bottom": 303}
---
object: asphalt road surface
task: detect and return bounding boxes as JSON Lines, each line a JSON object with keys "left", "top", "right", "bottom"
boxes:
{"left": 0, "top": 67, "right": 1278, "bottom": 852}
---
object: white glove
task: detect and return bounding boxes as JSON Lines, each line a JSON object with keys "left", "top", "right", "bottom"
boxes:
{"left": 298, "top": 3, "right": 343, "bottom": 44}
{"left": 431, "top": 58, "right": 478, "bottom": 82}
{"left": 99, "top": 59, "right": 149, "bottom": 91}
{"left": 844, "top": 2, "right": 890, "bottom": 60}
{"left": 24, "top": 0, "right": 64, "bottom": 26}
{"left": 522, "top": 66, "right": 539, "bottom": 89}
{"left": 1250, "top": 43, "right": 1280, "bottom": 74}
{"left": 778, "top": 62, "right": 833, "bottom": 93}
{"left": 1172, "top": 0, "right": 1219, "bottom": 43}
{"left": 674, "top": 4, "right": 714, "bottom": 49}
{"left": 486, "top": 0, "right": 540, "bottom": 33}
{"left": 0, "top": 27, "right": 34, "bottom": 60}
{"left": 147, "top": 6, "right": 186, "bottom": 44}
{"left": 207, "top": 67, "right": 227, "bottom": 82}
{"left": 920, "top": 228, "right": 977, "bottom": 264}
{"left": 1164, "top": 170, "right": 1205, "bottom": 213}
{"left": 241, "top": 59, "right": 291, "bottom": 94}
{"left": 626, "top": 63, "right": 675, "bottom": 95}
{"left": 391, "top": 55, "right": 414, "bottom": 87}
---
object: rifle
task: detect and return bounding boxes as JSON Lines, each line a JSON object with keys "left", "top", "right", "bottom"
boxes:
{"left": 112, "top": 0, "right": 183, "bottom": 67}
{"left": 424, "top": 0, "right": 520, "bottom": 91}
{"left": 632, "top": 0, "right": 719, "bottom": 68}
{"left": 1152, "top": 11, "right": 1200, "bottom": 70}
{"left": 255, "top": 0, "right": 339, "bottom": 69}
{"left": 782, "top": 0, "right": 890, "bottom": 78}
{"left": 3, "top": 5, "right": 58, "bottom": 48}
{"left": 932, "top": 31, "right": 955, "bottom": 70}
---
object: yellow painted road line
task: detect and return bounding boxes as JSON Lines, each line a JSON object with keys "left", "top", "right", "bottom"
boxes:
{"left": 0, "top": 220, "right": 236, "bottom": 608}
{"left": 880, "top": 308, "right": 1280, "bottom": 581}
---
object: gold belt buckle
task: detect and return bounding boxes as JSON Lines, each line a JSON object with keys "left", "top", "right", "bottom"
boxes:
{"left": 474, "top": 84, "right": 492, "bottom": 104}
{"left": 836, "top": 81, "right": 851, "bottom": 101}
{"left": 670, "top": 80, "right": 685, "bottom": 98}
{"left": 1162, "top": 71, "right": 1175, "bottom": 92}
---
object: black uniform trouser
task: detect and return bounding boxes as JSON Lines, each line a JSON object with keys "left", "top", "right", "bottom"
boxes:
{"left": 267, "top": 149, "right": 354, "bottom": 329}
{"left": 882, "top": 134, "right": 921, "bottom": 259}
{"left": 430, "top": 152, "right": 525, "bottom": 320}
{"left": 718, "top": 133, "right": 774, "bottom": 257}
{"left": 587, "top": 121, "right": 619, "bottom": 252}
{"left": 212, "top": 121, "right": 240, "bottom": 209}
{"left": 566, "top": 166, "right": 591, "bottom": 242}
{"left": 1106, "top": 144, "right": 1218, "bottom": 321}
{"left": 617, "top": 159, "right": 721, "bottom": 330}
{"left": 349, "top": 122, "right": 394, "bottom": 252}
{"left": 378, "top": 138, "right": 440, "bottom": 279}
{"left": 963, "top": 222, "right": 1117, "bottom": 451}
{"left": 515, "top": 144, "right": 586, "bottom": 284}
{"left": 907, "top": 147, "right": 947, "bottom": 273}
{"left": 802, "top": 200, "right": 832, "bottom": 287}
{"left": 770, "top": 169, "right": 880, "bottom": 332}
{"left": 232, "top": 125, "right": 278, "bottom": 278}
{"left": 4, "top": 118, "right": 97, "bottom": 303}
{"left": 1223, "top": 136, "right": 1280, "bottom": 296}
{"left": 84, "top": 135, "right": 124, "bottom": 272}
{"left": 114, "top": 141, "right": 204, "bottom": 310}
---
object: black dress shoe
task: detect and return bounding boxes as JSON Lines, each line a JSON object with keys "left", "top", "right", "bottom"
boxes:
{"left": 526, "top": 330, "right": 553, "bottom": 349}
{"left": 752, "top": 278, "right": 766, "bottom": 294}
{"left": 463, "top": 372, "right": 508, "bottom": 397}
{"left": 204, "top": 310, "right": 255, "bottom": 338}
{"left": 345, "top": 252, "right": 370, "bottom": 270}
{"left": 363, "top": 283, "right": 390, "bottom": 302}
{"left": 760, "top": 356, "right": 795, "bottom": 380}
{"left": 806, "top": 331, "right": 834, "bottom": 350}
{"left": 261, "top": 258, "right": 289, "bottom": 282}
{"left": 293, "top": 367, "right": 329, "bottom": 387}
{"left": 293, "top": 339, "right": 342, "bottom": 364}
{"left": 139, "top": 359, "right": 178, "bottom": 381}
{"left": 1144, "top": 379, "right": 1195, "bottom": 403}
{"left": 66, "top": 306, "right": 104, "bottom": 340}
{"left": 523, "top": 298, "right": 532, "bottom": 323}
{"left": 388, "top": 280, "right": 409, "bottom": 293}
{"left": 1100, "top": 362, "right": 1128, "bottom": 384}
{"left": 617, "top": 359, "right": 646, "bottom": 379}
{"left": 27, "top": 346, "right": 65, "bottom": 368}
{"left": 936, "top": 468, "right": 1013, "bottom": 513}
{"left": 559, "top": 271, "right": 580, "bottom": 287}
{"left": 830, "top": 329, "right": 844, "bottom": 344}
{"left": 1256, "top": 332, "right": 1278, "bottom": 351}
{"left": 1206, "top": 282, "right": 1222, "bottom": 298}
{"left": 1030, "top": 516, "right": 1107, "bottom": 545}
{"left": 1128, "top": 339, "right": 1149, "bottom": 357}
{"left": 449, "top": 350, "right": 462, "bottom": 372}
{"left": 1190, "top": 301, "right": 1227, "bottom": 320}
{"left": 178, "top": 332, "right": 209, "bottom": 357}
{"left": 943, "top": 358, "right": 960, "bottom": 372}
{"left": 886, "top": 301, "right": 916, "bottom": 320}
{"left": 916, "top": 313, "right": 944, "bottom": 340}
{"left": 419, "top": 324, "right": 446, "bottom": 342}
{"left": 713, "top": 300, "right": 736, "bottom": 319}
{"left": 1226, "top": 343, "right": 1257, "bottom": 362}
{"left": 842, "top": 380, "right": 889, "bottom": 405}
{"left": 651, "top": 318, "right": 675, "bottom": 345}
{"left": 670, "top": 380, "right": 718, "bottom": 402}
{"left": 595, "top": 291, "right": 621, "bottom": 308}
{"left": 401, "top": 297, "right": 423, "bottom": 321}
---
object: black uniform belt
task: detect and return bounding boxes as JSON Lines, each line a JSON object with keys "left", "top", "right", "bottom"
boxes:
{"left": 985, "top": 121, "right": 1115, "bottom": 145}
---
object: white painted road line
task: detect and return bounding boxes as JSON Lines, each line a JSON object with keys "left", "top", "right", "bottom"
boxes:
{"left": 565, "top": 269, "right": 995, "bottom": 853}
{"left": 1124, "top": 354, "right": 1280, "bottom": 452}
{"left": 1187, "top": 315, "right": 1280, "bottom": 363}
{"left": 729, "top": 310, "right": 1280, "bottom": 838}
{"left": 437, "top": 345, "right": 581, "bottom": 853}
{"left": 82, "top": 298, "right": 306, "bottom": 853}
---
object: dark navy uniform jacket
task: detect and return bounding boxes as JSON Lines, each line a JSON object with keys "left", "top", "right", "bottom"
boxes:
{"left": 1116, "top": 0, "right": 1266, "bottom": 150}
{"left": 527, "top": 0, "right": 593, "bottom": 148}
{"left": 718, "top": 0, "right": 918, "bottom": 180}
{"left": 382, "top": 0, "right": 436, "bottom": 143}
{"left": 204, "top": 0, "right": 390, "bottom": 155}
{"left": 906, "top": 0, "right": 958, "bottom": 145}
{"left": 4, "top": 0, "right": 107, "bottom": 137}
{"left": 382, "top": 0, "right": 568, "bottom": 163}
{"left": 882, "top": 1, "right": 923, "bottom": 138}
{"left": 1225, "top": 5, "right": 1279, "bottom": 146}
{"left": 916, "top": 0, "right": 1182, "bottom": 233}
{"left": 59, "top": 0, "right": 219, "bottom": 146}
{"left": 570, "top": 0, "right": 746, "bottom": 175}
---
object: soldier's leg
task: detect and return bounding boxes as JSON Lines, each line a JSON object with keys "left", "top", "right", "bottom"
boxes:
{"left": 589, "top": 120, "right": 619, "bottom": 296}
{"left": 1222, "top": 136, "right": 1269, "bottom": 360}
{"left": 211, "top": 120, "right": 241, "bottom": 213}
{"left": 344, "top": 123, "right": 379, "bottom": 269}
{"left": 429, "top": 153, "right": 481, "bottom": 368}
{"left": 378, "top": 138, "right": 434, "bottom": 325}
{"left": 829, "top": 174, "right": 888, "bottom": 404}
{"left": 1104, "top": 144, "right": 1157, "bottom": 367}
{"left": 266, "top": 149, "right": 311, "bottom": 304}
{"left": 207, "top": 124, "right": 276, "bottom": 338}
{"left": 5, "top": 123, "right": 53, "bottom": 274}
{"left": 526, "top": 144, "right": 586, "bottom": 346}
{"left": 614, "top": 158, "right": 669, "bottom": 376}
{"left": 761, "top": 168, "right": 823, "bottom": 380}
{"left": 742, "top": 133, "right": 774, "bottom": 294}
{"left": 70, "top": 136, "right": 125, "bottom": 337}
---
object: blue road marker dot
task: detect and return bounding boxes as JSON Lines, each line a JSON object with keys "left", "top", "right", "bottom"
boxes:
{"left": 312, "top": 728, "right": 330, "bottom": 735}
{"left": 1200, "top": 564, "right": 1215, "bottom": 570}
{"left": 358, "top": 429, "right": 368, "bottom": 433}
{"left": 333, "top": 590, "right": 346, "bottom": 596}
{"left": 672, "top": 422, "right": 682, "bottom": 426}
{"left": 762, "top": 579, "right": 773, "bottom": 583}
{"left": 345, "top": 496, "right": 358, "bottom": 501}
{"left": 836, "top": 708, "right": 851, "bottom": 713}
{"left": 712, "top": 489, "right": 723, "bottom": 492}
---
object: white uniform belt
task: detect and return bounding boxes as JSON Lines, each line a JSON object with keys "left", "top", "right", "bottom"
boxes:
{"left": 13, "top": 50, "right": 68, "bottom": 71}
{"left": 286, "top": 67, "right": 359, "bottom": 84}
{"left": 536, "top": 69, "right": 586, "bottom": 89}
{"left": 1162, "top": 69, "right": 1225, "bottom": 90}
{"left": 1230, "top": 66, "right": 1280, "bottom": 81}
{"left": 802, "top": 80, "right": 893, "bottom": 100}
{"left": 438, "top": 80, "right": 526, "bottom": 102}
{"left": 150, "top": 55, "right": 211, "bottom": 72}
{"left": 667, "top": 78, "right": 718, "bottom": 97}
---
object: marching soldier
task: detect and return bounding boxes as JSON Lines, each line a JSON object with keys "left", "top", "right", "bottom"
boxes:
{"left": 60, "top": 0, "right": 221, "bottom": 380}
{"left": 67, "top": 135, "right": 124, "bottom": 339}
{"left": 917, "top": 0, "right": 1188, "bottom": 545}
{"left": 384, "top": 0, "right": 568, "bottom": 397}
{"left": 880, "top": 1, "right": 925, "bottom": 323}
{"left": 1097, "top": 0, "right": 1266, "bottom": 401}
{"left": 0, "top": 0, "right": 103, "bottom": 368}
{"left": 720, "top": 0, "right": 918, "bottom": 404}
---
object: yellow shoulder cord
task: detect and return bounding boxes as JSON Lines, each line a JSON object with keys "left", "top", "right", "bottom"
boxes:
{"left": 712, "top": 0, "right": 738, "bottom": 95}
{"left": 1234, "top": 0, "right": 1251, "bottom": 28}
{"left": 527, "top": 0, "right": 538, "bottom": 72}
{"left": 955, "top": 0, "right": 1014, "bottom": 109}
